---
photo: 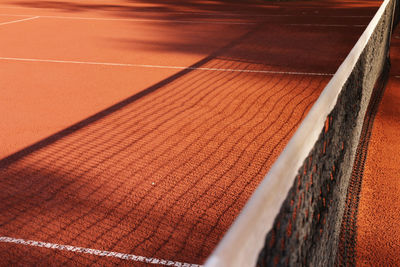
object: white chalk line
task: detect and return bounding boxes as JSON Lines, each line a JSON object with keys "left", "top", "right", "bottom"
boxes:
{"left": 0, "top": 15, "right": 39, "bottom": 26}
{"left": 0, "top": 56, "right": 334, "bottom": 76}
{"left": 0, "top": 236, "right": 202, "bottom": 267}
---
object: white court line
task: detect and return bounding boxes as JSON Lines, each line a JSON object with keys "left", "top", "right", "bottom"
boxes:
{"left": 0, "top": 13, "right": 254, "bottom": 25}
{"left": 0, "top": 56, "right": 334, "bottom": 76}
{"left": 0, "top": 236, "right": 201, "bottom": 267}
{"left": 0, "top": 16, "right": 39, "bottom": 26}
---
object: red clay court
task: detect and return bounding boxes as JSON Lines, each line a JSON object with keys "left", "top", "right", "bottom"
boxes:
{"left": 0, "top": 0, "right": 398, "bottom": 266}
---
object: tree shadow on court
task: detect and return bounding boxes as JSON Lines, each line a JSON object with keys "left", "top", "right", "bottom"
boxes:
{"left": 10, "top": 0, "right": 379, "bottom": 73}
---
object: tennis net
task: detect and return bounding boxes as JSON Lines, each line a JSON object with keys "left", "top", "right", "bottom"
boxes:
{"left": 205, "top": 0, "right": 398, "bottom": 266}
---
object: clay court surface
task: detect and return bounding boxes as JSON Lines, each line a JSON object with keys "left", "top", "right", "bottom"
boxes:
{"left": 0, "top": 0, "right": 384, "bottom": 266}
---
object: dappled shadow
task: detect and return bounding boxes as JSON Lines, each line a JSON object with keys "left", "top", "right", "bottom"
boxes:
{"left": 113, "top": 24, "right": 365, "bottom": 73}
{"left": 9, "top": 0, "right": 380, "bottom": 73}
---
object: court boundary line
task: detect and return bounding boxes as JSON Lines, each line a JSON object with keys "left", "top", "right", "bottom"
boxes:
{"left": 0, "top": 16, "right": 39, "bottom": 26}
{"left": 0, "top": 236, "right": 202, "bottom": 267}
{"left": 0, "top": 56, "right": 334, "bottom": 76}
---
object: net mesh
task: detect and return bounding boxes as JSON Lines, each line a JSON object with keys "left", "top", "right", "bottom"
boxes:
{"left": 256, "top": 0, "right": 397, "bottom": 266}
